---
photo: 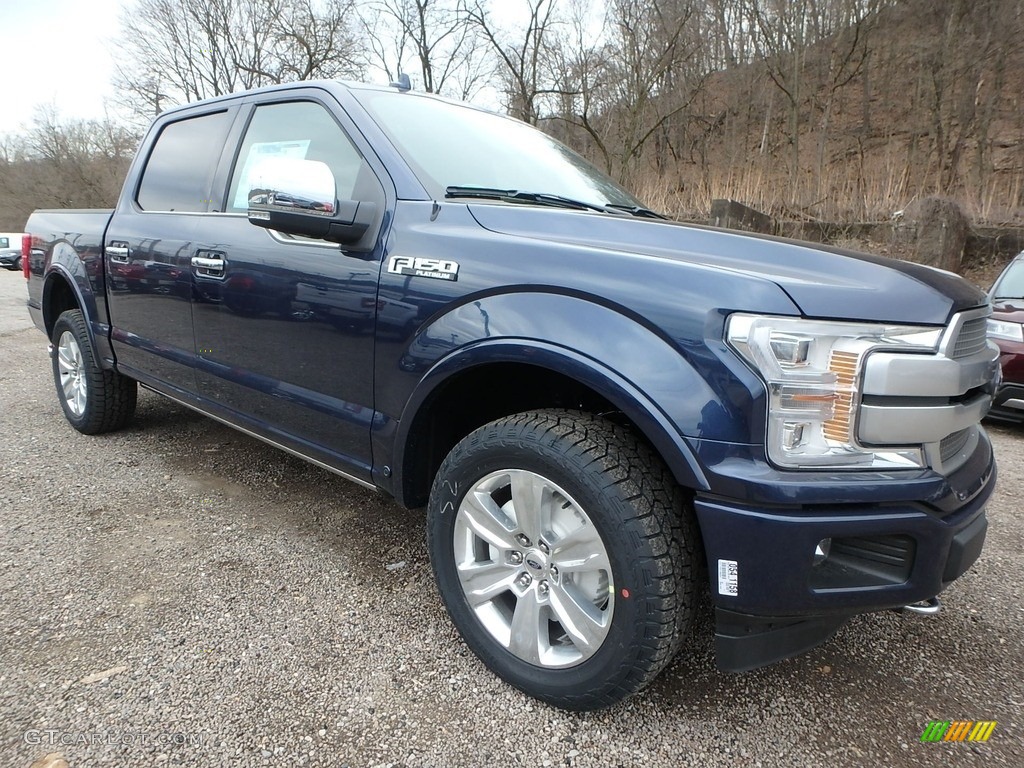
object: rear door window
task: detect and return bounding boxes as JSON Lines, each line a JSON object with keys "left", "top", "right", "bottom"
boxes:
{"left": 136, "top": 111, "right": 232, "bottom": 212}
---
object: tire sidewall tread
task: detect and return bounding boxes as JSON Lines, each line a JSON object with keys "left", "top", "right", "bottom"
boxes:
{"left": 427, "top": 409, "right": 697, "bottom": 710}
{"left": 51, "top": 309, "right": 137, "bottom": 435}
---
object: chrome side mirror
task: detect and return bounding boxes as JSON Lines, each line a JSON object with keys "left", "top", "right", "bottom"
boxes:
{"left": 247, "top": 157, "right": 376, "bottom": 247}
{"left": 247, "top": 157, "right": 336, "bottom": 216}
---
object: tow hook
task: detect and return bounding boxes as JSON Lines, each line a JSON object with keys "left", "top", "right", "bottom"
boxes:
{"left": 896, "top": 596, "right": 941, "bottom": 616}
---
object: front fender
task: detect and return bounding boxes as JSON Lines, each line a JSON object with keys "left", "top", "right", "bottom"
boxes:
{"left": 396, "top": 336, "right": 711, "bottom": 493}
{"left": 388, "top": 291, "right": 757, "bottom": 493}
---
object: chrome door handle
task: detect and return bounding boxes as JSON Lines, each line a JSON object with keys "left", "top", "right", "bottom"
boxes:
{"left": 191, "top": 256, "right": 226, "bottom": 278}
{"left": 108, "top": 245, "right": 130, "bottom": 263}
{"left": 191, "top": 256, "right": 224, "bottom": 270}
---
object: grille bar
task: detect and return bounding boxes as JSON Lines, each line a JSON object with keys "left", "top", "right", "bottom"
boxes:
{"left": 940, "top": 428, "right": 971, "bottom": 464}
{"left": 951, "top": 317, "right": 988, "bottom": 359}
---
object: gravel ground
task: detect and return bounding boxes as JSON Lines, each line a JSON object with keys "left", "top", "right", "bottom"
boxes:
{"left": 1, "top": 272, "right": 1021, "bottom": 768}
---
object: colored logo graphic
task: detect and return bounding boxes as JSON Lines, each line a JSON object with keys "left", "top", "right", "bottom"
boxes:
{"left": 920, "top": 721, "right": 997, "bottom": 742}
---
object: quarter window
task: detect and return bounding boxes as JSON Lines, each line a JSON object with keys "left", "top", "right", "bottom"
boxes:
{"left": 136, "top": 111, "right": 231, "bottom": 212}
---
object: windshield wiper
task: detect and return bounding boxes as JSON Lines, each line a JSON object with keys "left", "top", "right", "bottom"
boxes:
{"left": 445, "top": 186, "right": 665, "bottom": 218}
{"left": 993, "top": 296, "right": 1024, "bottom": 301}
{"left": 445, "top": 186, "right": 614, "bottom": 214}
{"left": 604, "top": 203, "right": 667, "bottom": 219}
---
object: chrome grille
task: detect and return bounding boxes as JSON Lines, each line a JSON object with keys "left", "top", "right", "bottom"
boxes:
{"left": 940, "top": 428, "right": 971, "bottom": 464}
{"left": 951, "top": 317, "right": 988, "bottom": 358}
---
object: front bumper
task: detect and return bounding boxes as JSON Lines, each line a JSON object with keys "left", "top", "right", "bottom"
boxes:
{"left": 695, "top": 432, "right": 995, "bottom": 672}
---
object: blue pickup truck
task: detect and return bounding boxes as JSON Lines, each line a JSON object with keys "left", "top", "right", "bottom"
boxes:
{"left": 24, "top": 80, "right": 999, "bottom": 710}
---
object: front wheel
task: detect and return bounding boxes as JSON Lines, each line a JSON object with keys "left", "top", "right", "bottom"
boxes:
{"left": 51, "top": 309, "right": 137, "bottom": 434}
{"left": 427, "top": 410, "right": 697, "bottom": 710}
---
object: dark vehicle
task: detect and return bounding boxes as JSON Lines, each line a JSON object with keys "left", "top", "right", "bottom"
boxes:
{"left": 987, "top": 250, "right": 1024, "bottom": 421}
{"left": 1, "top": 233, "right": 23, "bottom": 270}
{"left": 23, "top": 80, "right": 1000, "bottom": 711}
{"left": 0, "top": 248, "right": 20, "bottom": 270}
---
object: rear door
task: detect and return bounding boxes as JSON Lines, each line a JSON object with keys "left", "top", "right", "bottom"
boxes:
{"left": 105, "top": 108, "right": 236, "bottom": 393}
{"left": 189, "top": 93, "right": 389, "bottom": 480}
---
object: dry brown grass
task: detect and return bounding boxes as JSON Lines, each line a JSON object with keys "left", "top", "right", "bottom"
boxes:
{"left": 633, "top": 159, "right": 1024, "bottom": 227}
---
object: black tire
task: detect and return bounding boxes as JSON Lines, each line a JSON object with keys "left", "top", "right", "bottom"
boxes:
{"left": 427, "top": 409, "right": 697, "bottom": 710}
{"left": 51, "top": 309, "right": 137, "bottom": 434}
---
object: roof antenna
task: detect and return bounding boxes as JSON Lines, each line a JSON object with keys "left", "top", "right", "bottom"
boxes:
{"left": 390, "top": 73, "right": 412, "bottom": 92}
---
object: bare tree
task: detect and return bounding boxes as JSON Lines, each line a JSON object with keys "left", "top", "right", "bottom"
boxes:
{"left": 0, "top": 107, "right": 138, "bottom": 229}
{"left": 544, "top": 1, "right": 609, "bottom": 155}
{"left": 917, "top": 0, "right": 1016, "bottom": 193}
{"left": 116, "top": 0, "right": 365, "bottom": 117}
{"left": 699, "top": 0, "right": 760, "bottom": 70}
{"left": 551, "top": 0, "right": 709, "bottom": 182}
{"left": 744, "top": 0, "right": 884, "bottom": 203}
{"left": 746, "top": 0, "right": 813, "bottom": 196}
{"left": 807, "top": 0, "right": 884, "bottom": 200}
{"left": 462, "top": 0, "right": 565, "bottom": 124}
{"left": 360, "top": 0, "right": 490, "bottom": 98}
{"left": 27, "top": 0, "right": 1023, "bottom": 226}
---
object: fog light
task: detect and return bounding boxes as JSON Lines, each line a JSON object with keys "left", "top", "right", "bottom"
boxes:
{"left": 813, "top": 538, "right": 832, "bottom": 566}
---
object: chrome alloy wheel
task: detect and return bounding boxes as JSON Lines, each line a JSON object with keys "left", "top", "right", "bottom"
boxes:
{"left": 56, "top": 330, "right": 87, "bottom": 417}
{"left": 453, "top": 469, "right": 614, "bottom": 668}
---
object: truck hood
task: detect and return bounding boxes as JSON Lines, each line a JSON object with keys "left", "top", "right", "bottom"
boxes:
{"left": 468, "top": 205, "right": 986, "bottom": 325}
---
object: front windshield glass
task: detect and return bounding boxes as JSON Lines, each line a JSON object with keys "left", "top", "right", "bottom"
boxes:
{"left": 354, "top": 89, "right": 644, "bottom": 209}
{"left": 992, "top": 259, "right": 1024, "bottom": 299}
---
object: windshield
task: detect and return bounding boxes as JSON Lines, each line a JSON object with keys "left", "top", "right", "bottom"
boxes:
{"left": 354, "top": 89, "right": 644, "bottom": 209}
{"left": 992, "top": 258, "right": 1024, "bottom": 299}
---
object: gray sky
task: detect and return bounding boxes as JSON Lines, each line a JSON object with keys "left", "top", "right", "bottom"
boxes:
{"left": 1, "top": 0, "right": 125, "bottom": 136}
{"left": 0, "top": 0, "right": 532, "bottom": 139}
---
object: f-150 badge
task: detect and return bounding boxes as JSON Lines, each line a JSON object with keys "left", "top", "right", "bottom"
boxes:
{"left": 387, "top": 255, "right": 460, "bottom": 281}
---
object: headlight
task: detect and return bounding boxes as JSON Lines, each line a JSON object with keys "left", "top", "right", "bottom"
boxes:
{"left": 986, "top": 317, "right": 1024, "bottom": 342}
{"left": 726, "top": 314, "right": 942, "bottom": 469}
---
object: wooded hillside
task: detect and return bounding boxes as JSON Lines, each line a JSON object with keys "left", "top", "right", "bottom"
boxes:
{"left": 1, "top": 0, "right": 1021, "bottom": 231}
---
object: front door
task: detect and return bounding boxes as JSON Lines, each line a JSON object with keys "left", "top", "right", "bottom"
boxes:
{"left": 190, "top": 98, "right": 387, "bottom": 479}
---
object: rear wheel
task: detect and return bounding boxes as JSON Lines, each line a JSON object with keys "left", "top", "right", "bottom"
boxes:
{"left": 51, "top": 309, "right": 137, "bottom": 434}
{"left": 427, "top": 409, "right": 697, "bottom": 710}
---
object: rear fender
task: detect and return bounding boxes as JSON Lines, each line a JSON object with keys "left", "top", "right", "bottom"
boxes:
{"left": 43, "top": 243, "right": 113, "bottom": 367}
